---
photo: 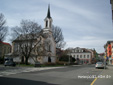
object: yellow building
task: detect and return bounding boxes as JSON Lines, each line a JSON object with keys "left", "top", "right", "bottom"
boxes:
{"left": 0, "top": 41, "right": 11, "bottom": 58}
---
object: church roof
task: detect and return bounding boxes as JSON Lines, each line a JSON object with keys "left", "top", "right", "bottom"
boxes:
{"left": 13, "top": 30, "right": 48, "bottom": 42}
{"left": 46, "top": 4, "right": 51, "bottom": 18}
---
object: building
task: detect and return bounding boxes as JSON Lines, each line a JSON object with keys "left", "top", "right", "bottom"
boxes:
{"left": 104, "top": 41, "right": 113, "bottom": 65}
{"left": 69, "top": 47, "right": 92, "bottom": 64}
{"left": 98, "top": 53, "right": 104, "bottom": 62}
{"left": 110, "top": 0, "right": 113, "bottom": 20}
{"left": 0, "top": 41, "right": 11, "bottom": 58}
{"left": 11, "top": 5, "right": 56, "bottom": 64}
{"left": 104, "top": 1, "right": 113, "bottom": 65}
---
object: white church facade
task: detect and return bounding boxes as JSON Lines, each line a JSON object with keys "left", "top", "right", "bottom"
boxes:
{"left": 11, "top": 5, "right": 56, "bottom": 64}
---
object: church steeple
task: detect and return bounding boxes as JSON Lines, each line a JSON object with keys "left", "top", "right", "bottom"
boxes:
{"left": 44, "top": 4, "right": 53, "bottom": 31}
{"left": 47, "top": 4, "right": 51, "bottom": 18}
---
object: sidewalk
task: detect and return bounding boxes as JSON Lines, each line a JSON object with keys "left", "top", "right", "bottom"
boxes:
{"left": 0, "top": 64, "right": 66, "bottom": 76}
{"left": 93, "top": 65, "right": 113, "bottom": 85}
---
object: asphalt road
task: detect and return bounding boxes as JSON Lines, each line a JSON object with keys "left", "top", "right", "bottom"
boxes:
{"left": 0, "top": 65, "right": 103, "bottom": 85}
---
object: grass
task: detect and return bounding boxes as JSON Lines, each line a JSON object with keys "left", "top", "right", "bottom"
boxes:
{"left": 16, "top": 64, "right": 34, "bottom": 67}
{"left": 40, "top": 64, "right": 66, "bottom": 67}
{"left": 16, "top": 63, "right": 67, "bottom": 67}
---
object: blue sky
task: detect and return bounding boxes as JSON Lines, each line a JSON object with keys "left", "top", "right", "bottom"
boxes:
{"left": 0, "top": 0, "right": 113, "bottom": 53}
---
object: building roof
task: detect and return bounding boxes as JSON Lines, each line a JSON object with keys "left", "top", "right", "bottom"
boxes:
{"left": 71, "top": 47, "right": 92, "bottom": 53}
{"left": 98, "top": 53, "right": 104, "bottom": 55}
{"left": 46, "top": 4, "right": 51, "bottom": 18}
{"left": 107, "top": 41, "right": 113, "bottom": 43}
{"left": 104, "top": 41, "right": 113, "bottom": 46}
{"left": 0, "top": 41, "right": 11, "bottom": 46}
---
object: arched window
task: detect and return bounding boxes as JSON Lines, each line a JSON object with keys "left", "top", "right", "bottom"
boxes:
{"left": 48, "top": 57, "right": 51, "bottom": 62}
{"left": 49, "top": 21, "right": 51, "bottom": 28}
{"left": 49, "top": 45, "right": 51, "bottom": 52}
{"left": 46, "top": 20, "right": 48, "bottom": 27}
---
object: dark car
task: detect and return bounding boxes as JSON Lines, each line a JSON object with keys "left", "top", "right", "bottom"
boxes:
{"left": 4, "top": 60, "right": 16, "bottom": 67}
{"left": 4, "top": 57, "right": 16, "bottom": 67}
{"left": 34, "top": 61, "right": 41, "bottom": 67}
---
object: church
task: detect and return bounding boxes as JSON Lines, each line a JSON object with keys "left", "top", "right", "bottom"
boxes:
{"left": 11, "top": 5, "right": 56, "bottom": 64}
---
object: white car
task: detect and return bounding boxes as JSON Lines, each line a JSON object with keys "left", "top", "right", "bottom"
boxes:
{"left": 95, "top": 62, "right": 104, "bottom": 69}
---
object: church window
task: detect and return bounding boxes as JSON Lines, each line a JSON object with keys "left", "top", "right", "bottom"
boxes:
{"left": 49, "top": 21, "right": 51, "bottom": 28}
{"left": 48, "top": 57, "right": 51, "bottom": 62}
{"left": 48, "top": 45, "right": 51, "bottom": 52}
{"left": 46, "top": 21, "right": 48, "bottom": 27}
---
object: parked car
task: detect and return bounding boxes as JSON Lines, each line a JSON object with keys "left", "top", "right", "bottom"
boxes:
{"left": 4, "top": 60, "right": 16, "bottom": 67}
{"left": 4, "top": 57, "right": 16, "bottom": 67}
{"left": 95, "top": 62, "right": 104, "bottom": 69}
{"left": 34, "top": 61, "right": 41, "bottom": 67}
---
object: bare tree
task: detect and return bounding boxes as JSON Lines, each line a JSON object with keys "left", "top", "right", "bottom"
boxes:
{"left": 31, "top": 38, "right": 47, "bottom": 63}
{"left": 12, "top": 20, "right": 42, "bottom": 65}
{"left": 52, "top": 25, "right": 66, "bottom": 48}
{"left": 0, "top": 13, "right": 8, "bottom": 41}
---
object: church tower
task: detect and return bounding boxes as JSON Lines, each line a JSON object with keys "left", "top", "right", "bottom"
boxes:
{"left": 42, "top": 5, "right": 56, "bottom": 63}
{"left": 43, "top": 4, "right": 53, "bottom": 33}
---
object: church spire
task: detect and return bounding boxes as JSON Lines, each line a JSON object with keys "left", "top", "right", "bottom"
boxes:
{"left": 44, "top": 4, "right": 53, "bottom": 32}
{"left": 47, "top": 4, "right": 51, "bottom": 18}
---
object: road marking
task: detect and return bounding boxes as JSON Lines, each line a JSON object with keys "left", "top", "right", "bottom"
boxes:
{"left": 90, "top": 77, "right": 97, "bottom": 85}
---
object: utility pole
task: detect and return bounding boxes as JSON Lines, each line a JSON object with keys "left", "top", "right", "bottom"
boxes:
{"left": 104, "top": 56, "right": 106, "bottom": 69}
{"left": 69, "top": 56, "right": 70, "bottom": 64}
{"left": 68, "top": 50, "right": 71, "bottom": 65}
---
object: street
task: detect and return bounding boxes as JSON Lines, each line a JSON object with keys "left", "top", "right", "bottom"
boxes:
{"left": 0, "top": 65, "right": 103, "bottom": 85}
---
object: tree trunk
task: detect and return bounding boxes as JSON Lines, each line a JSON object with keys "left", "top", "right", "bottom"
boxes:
{"left": 25, "top": 57, "right": 29, "bottom": 65}
{"left": 21, "top": 56, "right": 24, "bottom": 64}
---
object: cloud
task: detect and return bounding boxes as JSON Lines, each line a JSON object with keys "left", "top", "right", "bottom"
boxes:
{"left": 0, "top": 0, "right": 112, "bottom": 53}
{"left": 65, "top": 38, "right": 110, "bottom": 53}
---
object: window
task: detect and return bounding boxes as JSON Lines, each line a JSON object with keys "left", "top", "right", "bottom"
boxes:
{"left": 48, "top": 45, "right": 51, "bottom": 52}
{"left": 77, "top": 50, "right": 79, "bottom": 52}
{"left": 46, "top": 21, "right": 48, "bottom": 27}
{"left": 80, "top": 55, "right": 82, "bottom": 58}
{"left": 74, "top": 50, "right": 76, "bottom": 52}
{"left": 87, "top": 55, "right": 89, "bottom": 58}
{"left": 49, "top": 21, "right": 51, "bottom": 28}
{"left": 17, "top": 45, "right": 19, "bottom": 52}
{"left": 84, "top": 55, "right": 86, "bottom": 58}
{"left": 77, "top": 55, "right": 79, "bottom": 58}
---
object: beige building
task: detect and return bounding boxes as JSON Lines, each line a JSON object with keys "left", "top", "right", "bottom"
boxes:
{"left": 0, "top": 41, "right": 11, "bottom": 58}
{"left": 69, "top": 47, "right": 92, "bottom": 64}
